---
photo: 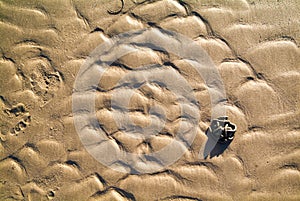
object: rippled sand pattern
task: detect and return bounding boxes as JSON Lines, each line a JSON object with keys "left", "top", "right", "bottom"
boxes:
{"left": 0, "top": 0, "right": 300, "bottom": 200}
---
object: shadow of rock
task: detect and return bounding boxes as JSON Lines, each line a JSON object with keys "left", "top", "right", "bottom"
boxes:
{"left": 203, "top": 116, "right": 236, "bottom": 159}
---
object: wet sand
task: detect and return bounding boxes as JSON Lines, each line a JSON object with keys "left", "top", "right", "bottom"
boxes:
{"left": 0, "top": 0, "right": 299, "bottom": 200}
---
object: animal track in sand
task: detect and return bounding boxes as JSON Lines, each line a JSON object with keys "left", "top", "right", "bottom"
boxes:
{"left": 22, "top": 58, "right": 63, "bottom": 103}
{"left": 2, "top": 103, "right": 31, "bottom": 136}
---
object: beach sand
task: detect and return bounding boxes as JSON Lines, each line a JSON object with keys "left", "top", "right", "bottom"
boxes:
{"left": 0, "top": 0, "right": 299, "bottom": 200}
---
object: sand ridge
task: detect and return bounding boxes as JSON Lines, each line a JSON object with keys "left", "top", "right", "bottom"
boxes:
{"left": 1, "top": 0, "right": 300, "bottom": 200}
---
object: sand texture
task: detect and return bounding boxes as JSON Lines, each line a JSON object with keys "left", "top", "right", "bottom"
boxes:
{"left": 0, "top": 0, "right": 300, "bottom": 200}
